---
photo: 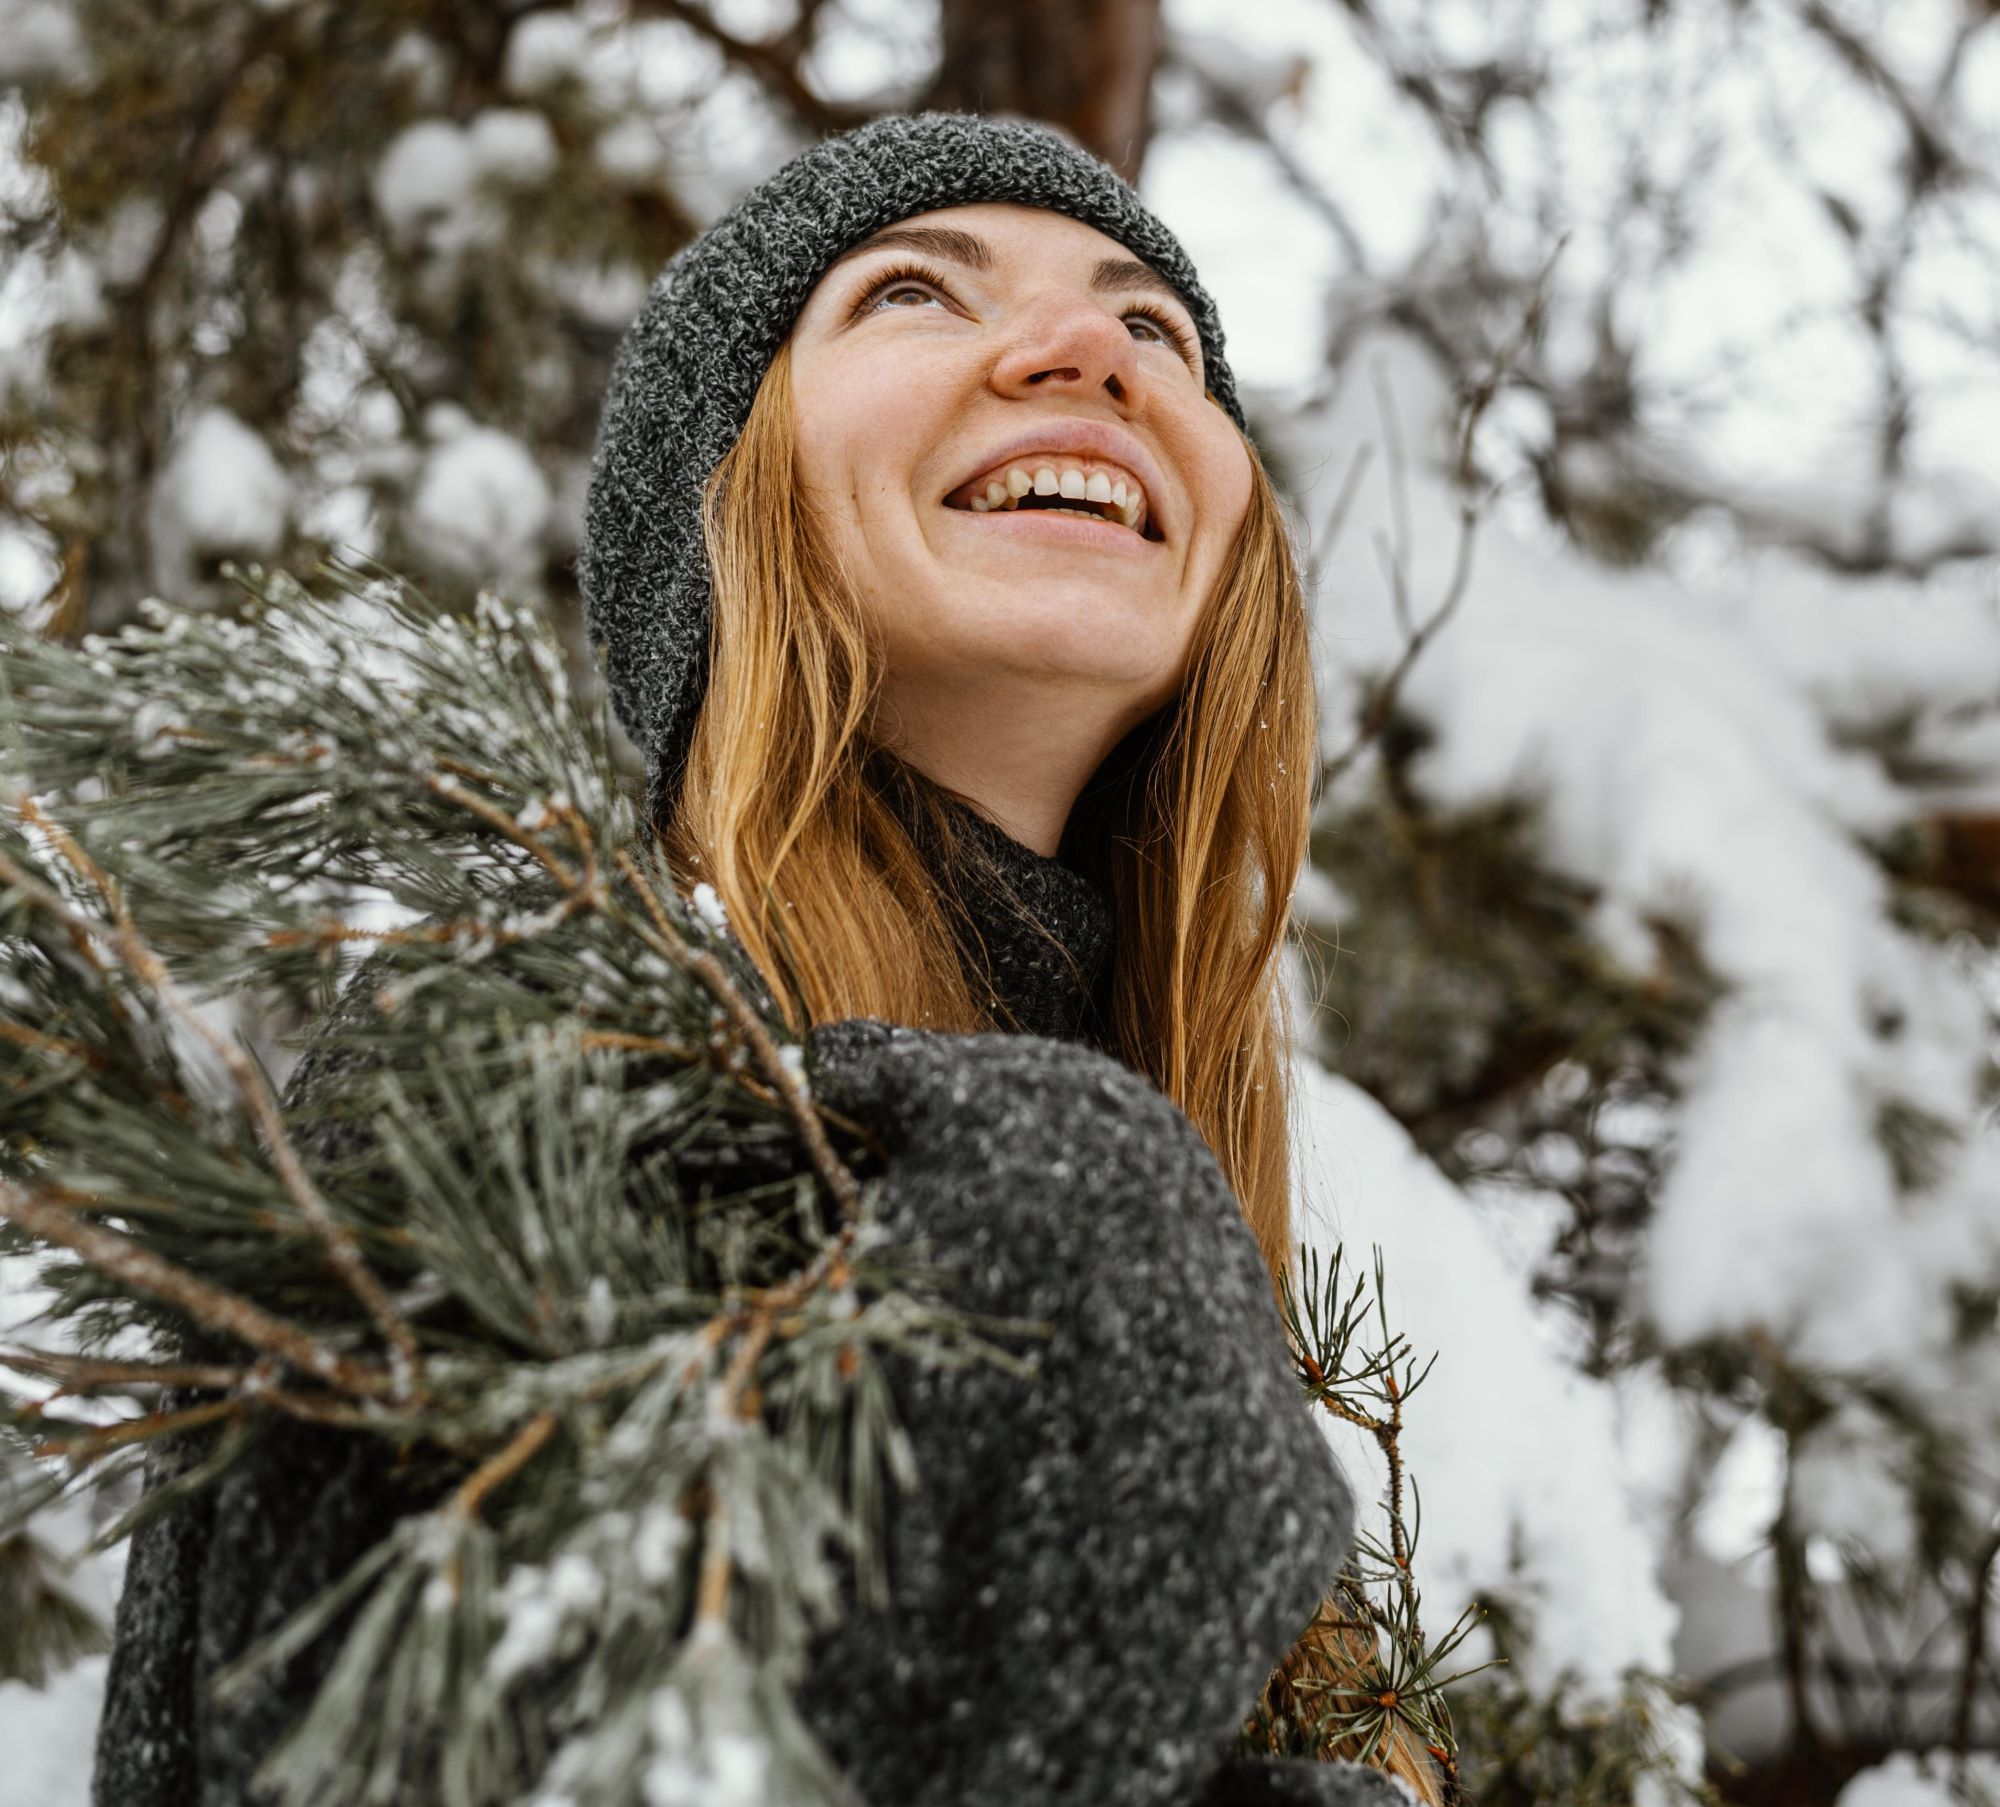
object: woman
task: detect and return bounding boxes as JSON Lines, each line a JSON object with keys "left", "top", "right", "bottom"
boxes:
{"left": 93, "top": 112, "right": 1442, "bottom": 1806}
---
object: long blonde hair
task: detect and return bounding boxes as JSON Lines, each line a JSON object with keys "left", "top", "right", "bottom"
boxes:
{"left": 654, "top": 333, "right": 1448, "bottom": 1804}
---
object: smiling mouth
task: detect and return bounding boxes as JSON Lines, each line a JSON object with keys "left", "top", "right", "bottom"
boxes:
{"left": 942, "top": 493, "right": 1166, "bottom": 545}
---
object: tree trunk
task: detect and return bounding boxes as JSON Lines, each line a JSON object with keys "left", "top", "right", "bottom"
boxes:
{"left": 923, "top": 0, "right": 1162, "bottom": 183}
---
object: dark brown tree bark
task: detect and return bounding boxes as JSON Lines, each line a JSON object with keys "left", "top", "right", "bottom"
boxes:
{"left": 923, "top": 0, "right": 1163, "bottom": 183}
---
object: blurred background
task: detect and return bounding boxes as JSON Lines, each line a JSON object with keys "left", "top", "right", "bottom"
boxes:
{"left": 2, "top": 2, "right": 1999, "bottom": 1804}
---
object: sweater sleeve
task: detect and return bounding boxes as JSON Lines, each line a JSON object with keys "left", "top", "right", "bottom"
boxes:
{"left": 792, "top": 1018, "right": 1360, "bottom": 1807}
{"left": 93, "top": 966, "right": 1364, "bottom": 1807}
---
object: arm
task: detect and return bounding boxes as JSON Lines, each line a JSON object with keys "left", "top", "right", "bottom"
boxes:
{"left": 792, "top": 1019, "right": 1364, "bottom": 1807}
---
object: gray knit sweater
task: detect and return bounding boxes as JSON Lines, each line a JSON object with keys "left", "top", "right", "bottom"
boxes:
{"left": 89, "top": 788, "right": 1405, "bottom": 1807}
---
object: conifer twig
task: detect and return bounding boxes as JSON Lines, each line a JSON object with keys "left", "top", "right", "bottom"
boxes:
{"left": 0, "top": 1178, "right": 401, "bottom": 1403}
{"left": 424, "top": 770, "right": 582, "bottom": 892}
{"left": 9, "top": 797, "right": 422, "bottom": 1393}
{"left": 449, "top": 1410, "right": 559, "bottom": 1524}
{"left": 612, "top": 844, "right": 862, "bottom": 1224}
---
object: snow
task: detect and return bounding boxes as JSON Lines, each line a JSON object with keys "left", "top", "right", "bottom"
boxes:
{"left": 0, "top": 242, "right": 102, "bottom": 409}
{"left": 88, "top": 195, "right": 161, "bottom": 290}
{"left": 488, "top": 1554, "right": 607, "bottom": 1685}
{"left": 0, "top": 1654, "right": 111, "bottom": 1806}
{"left": 0, "top": 1260, "right": 123, "bottom": 1806}
{"left": 502, "top": 11, "right": 591, "bottom": 96}
{"left": 4, "top": 8, "right": 2000, "bottom": 1793}
{"left": 1287, "top": 1052, "right": 1690, "bottom": 1716}
{"left": 0, "top": 0, "right": 90, "bottom": 83}
{"left": 689, "top": 882, "right": 730, "bottom": 936}
{"left": 408, "top": 424, "right": 553, "bottom": 595}
{"left": 536, "top": 259, "right": 649, "bottom": 331}
{"left": 593, "top": 117, "right": 672, "bottom": 189}
{"left": 468, "top": 108, "right": 560, "bottom": 188}
{"left": 144, "top": 405, "right": 292, "bottom": 596}
{"left": 1276, "top": 327, "right": 2000, "bottom": 1379}
{"left": 1833, "top": 1750, "right": 2000, "bottom": 1807}
{"left": 642, "top": 1641, "right": 771, "bottom": 1807}
{"left": 371, "top": 120, "right": 507, "bottom": 258}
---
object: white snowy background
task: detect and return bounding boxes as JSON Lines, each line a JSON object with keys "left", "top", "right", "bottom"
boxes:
{"left": 5, "top": 0, "right": 2000, "bottom": 1803}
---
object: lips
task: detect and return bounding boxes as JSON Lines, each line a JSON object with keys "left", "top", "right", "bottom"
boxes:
{"left": 940, "top": 503, "right": 1164, "bottom": 554}
{"left": 939, "top": 420, "right": 1173, "bottom": 543}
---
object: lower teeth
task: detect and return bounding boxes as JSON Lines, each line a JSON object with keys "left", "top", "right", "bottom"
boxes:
{"left": 1020, "top": 505, "right": 1117, "bottom": 523}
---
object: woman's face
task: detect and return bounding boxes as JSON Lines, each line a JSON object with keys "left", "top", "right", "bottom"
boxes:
{"left": 787, "top": 201, "right": 1253, "bottom": 740}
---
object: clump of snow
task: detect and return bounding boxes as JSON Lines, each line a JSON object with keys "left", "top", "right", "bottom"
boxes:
{"left": 594, "top": 117, "right": 671, "bottom": 189}
{"left": 372, "top": 119, "right": 507, "bottom": 258}
{"left": 0, "top": 243, "right": 106, "bottom": 409}
{"left": 90, "top": 195, "right": 161, "bottom": 289}
{"left": 1276, "top": 327, "right": 2000, "bottom": 1381}
{"left": 582, "top": 1274, "right": 616, "bottom": 1348}
{"left": 503, "top": 10, "right": 590, "bottom": 95}
{"left": 146, "top": 406, "right": 292, "bottom": 595}
{"left": 632, "top": 1504, "right": 689, "bottom": 1585}
{"left": 468, "top": 108, "right": 559, "bottom": 188}
{"left": 0, "top": 0, "right": 91, "bottom": 83}
{"left": 1834, "top": 1751, "right": 1960, "bottom": 1807}
{"left": 489, "top": 1552, "right": 606, "bottom": 1685}
{"left": 409, "top": 425, "right": 552, "bottom": 594}
{"left": 536, "top": 258, "right": 649, "bottom": 331}
{"left": 689, "top": 882, "right": 729, "bottom": 936}
{"left": 1788, "top": 1403, "right": 1921, "bottom": 1572}
{"left": 643, "top": 1649, "right": 770, "bottom": 1807}
{"left": 383, "top": 28, "right": 450, "bottom": 108}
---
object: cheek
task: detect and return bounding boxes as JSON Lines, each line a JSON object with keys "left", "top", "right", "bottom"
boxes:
{"left": 791, "top": 353, "right": 937, "bottom": 527}
{"left": 1202, "top": 435, "right": 1255, "bottom": 551}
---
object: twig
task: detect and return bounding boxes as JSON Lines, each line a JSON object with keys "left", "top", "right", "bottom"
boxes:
{"left": 450, "top": 1410, "right": 558, "bottom": 1525}
{"left": 424, "top": 771, "right": 580, "bottom": 892}
{"left": 612, "top": 845, "right": 862, "bottom": 1224}
{"left": 2, "top": 1349, "right": 273, "bottom": 1398}
{"left": 13, "top": 796, "right": 421, "bottom": 1392}
{"left": 0, "top": 1177, "right": 399, "bottom": 1401}
{"left": 31, "top": 1396, "right": 238, "bottom": 1465}
{"left": 1316, "top": 239, "right": 1563, "bottom": 797}
{"left": 692, "top": 1295, "right": 785, "bottom": 1630}
{"left": 0, "top": 1016, "right": 107, "bottom": 1070}
{"left": 1949, "top": 1519, "right": 1999, "bottom": 1767}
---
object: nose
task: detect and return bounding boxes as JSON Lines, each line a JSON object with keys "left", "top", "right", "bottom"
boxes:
{"left": 988, "top": 289, "right": 1146, "bottom": 411}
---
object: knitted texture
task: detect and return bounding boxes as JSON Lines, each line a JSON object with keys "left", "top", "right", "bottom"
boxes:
{"left": 575, "top": 109, "right": 1248, "bottom": 820}
{"left": 90, "top": 808, "right": 1396, "bottom": 1807}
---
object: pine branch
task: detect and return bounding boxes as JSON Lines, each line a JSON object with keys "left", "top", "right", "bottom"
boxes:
{"left": 0, "top": 558, "right": 1003, "bottom": 1805}
{"left": 9, "top": 796, "right": 420, "bottom": 1390}
{"left": 0, "top": 1177, "right": 402, "bottom": 1406}
{"left": 1254, "top": 1241, "right": 1506, "bottom": 1799}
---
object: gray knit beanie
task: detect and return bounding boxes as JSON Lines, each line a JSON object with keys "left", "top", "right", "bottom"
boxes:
{"left": 576, "top": 109, "right": 1246, "bottom": 822}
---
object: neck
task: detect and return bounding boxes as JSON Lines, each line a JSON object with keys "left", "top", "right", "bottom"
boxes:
{"left": 871, "top": 673, "right": 1142, "bottom": 857}
{"left": 869, "top": 757, "right": 1116, "bottom": 1045}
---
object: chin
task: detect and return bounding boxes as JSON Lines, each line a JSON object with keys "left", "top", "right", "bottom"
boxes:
{"left": 975, "top": 617, "right": 1179, "bottom": 688}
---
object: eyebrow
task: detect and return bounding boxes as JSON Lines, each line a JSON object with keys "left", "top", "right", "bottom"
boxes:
{"left": 828, "top": 224, "right": 1196, "bottom": 322}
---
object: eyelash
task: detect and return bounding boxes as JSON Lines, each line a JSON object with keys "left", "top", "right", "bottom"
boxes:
{"left": 850, "top": 258, "right": 1200, "bottom": 362}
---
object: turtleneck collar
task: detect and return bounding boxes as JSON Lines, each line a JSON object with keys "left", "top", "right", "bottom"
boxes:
{"left": 872, "top": 760, "right": 1115, "bottom": 1046}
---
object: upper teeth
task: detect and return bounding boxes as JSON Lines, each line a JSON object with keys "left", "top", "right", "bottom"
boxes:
{"left": 959, "top": 460, "right": 1149, "bottom": 533}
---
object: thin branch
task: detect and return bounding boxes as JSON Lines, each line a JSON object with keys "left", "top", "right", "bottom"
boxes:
{"left": 611, "top": 845, "right": 862, "bottom": 1225}
{"left": 0, "top": 1177, "right": 399, "bottom": 1403}
{"left": 13, "top": 797, "right": 420, "bottom": 1392}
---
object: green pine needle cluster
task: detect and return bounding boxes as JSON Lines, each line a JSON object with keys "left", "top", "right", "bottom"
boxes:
{"left": 0, "top": 557, "right": 1011, "bottom": 1806}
